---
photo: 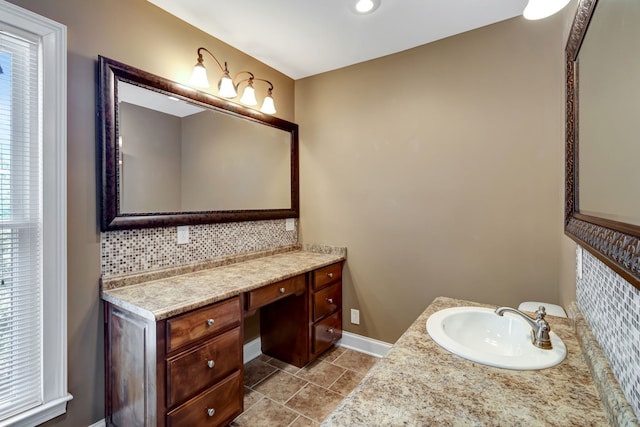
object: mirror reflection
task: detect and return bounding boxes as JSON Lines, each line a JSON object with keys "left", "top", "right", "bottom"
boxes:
{"left": 577, "top": 0, "right": 640, "bottom": 225}
{"left": 118, "top": 82, "right": 291, "bottom": 213}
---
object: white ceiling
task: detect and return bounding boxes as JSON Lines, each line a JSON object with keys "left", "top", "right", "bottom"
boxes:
{"left": 147, "top": 0, "right": 529, "bottom": 80}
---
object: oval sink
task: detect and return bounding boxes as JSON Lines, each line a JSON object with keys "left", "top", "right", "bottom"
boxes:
{"left": 426, "top": 306, "right": 566, "bottom": 370}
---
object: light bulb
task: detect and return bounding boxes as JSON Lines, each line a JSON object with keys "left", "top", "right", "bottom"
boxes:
{"left": 353, "top": 0, "right": 380, "bottom": 14}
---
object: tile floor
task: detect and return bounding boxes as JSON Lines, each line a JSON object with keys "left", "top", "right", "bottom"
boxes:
{"left": 231, "top": 346, "right": 379, "bottom": 426}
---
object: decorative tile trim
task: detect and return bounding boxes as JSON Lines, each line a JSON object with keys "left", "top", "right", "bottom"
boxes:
{"left": 576, "top": 246, "right": 640, "bottom": 422}
{"left": 568, "top": 302, "right": 639, "bottom": 426}
{"left": 100, "top": 219, "right": 297, "bottom": 278}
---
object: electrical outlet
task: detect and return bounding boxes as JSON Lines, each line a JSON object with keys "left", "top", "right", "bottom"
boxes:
{"left": 285, "top": 218, "right": 295, "bottom": 231}
{"left": 350, "top": 309, "right": 360, "bottom": 325}
{"left": 577, "top": 246, "right": 583, "bottom": 280}
{"left": 177, "top": 226, "right": 189, "bottom": 244}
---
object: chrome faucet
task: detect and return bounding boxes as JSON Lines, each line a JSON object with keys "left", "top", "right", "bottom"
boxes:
{"left": 494, "top": 306, "right": 553, "bottom": 350}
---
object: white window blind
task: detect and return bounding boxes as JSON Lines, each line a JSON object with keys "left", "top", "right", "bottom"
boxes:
{"left": 0, "top": 26, "right": 43, "bottom": 422}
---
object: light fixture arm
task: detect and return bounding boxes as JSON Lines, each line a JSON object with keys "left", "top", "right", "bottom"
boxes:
{"left": 196, "top": 47, "right": 228, "bottom": 74}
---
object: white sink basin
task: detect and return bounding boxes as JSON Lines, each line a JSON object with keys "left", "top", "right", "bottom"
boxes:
{"left": 426, "top": 306, "right": 566, "bottom": 370}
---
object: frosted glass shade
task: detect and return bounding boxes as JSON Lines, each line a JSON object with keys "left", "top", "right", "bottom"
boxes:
{"left": 523, "top": 0, "right": 571, "bottom": 20}
{"left": 260, "top": 95, "right": 276, "bottom": 114}
{"left": 189, "top": 64, "right": 209, "bottom": 87}
{"left": 218, "top": 75, "right": 237, "bottom": 98}
{"left": 240, "top": 85, "right": 257, "bottom": 105}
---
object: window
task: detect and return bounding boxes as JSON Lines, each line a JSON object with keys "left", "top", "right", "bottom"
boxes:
{"left": 0, "top": 1, "right": 69, "bottom": 426}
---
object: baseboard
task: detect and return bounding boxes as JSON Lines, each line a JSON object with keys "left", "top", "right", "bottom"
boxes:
{"left": 88, "top": 420, "right": 105, "bottom": 427}
{"left": 337, "top": 331, "right": 392, "bottom": 358}
{"left": 243, "top": 337, "right": 262, "bottom": 363}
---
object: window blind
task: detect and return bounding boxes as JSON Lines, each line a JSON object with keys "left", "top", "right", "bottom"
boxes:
{"left": 0, "top": 27, "right": 43, "bottom": 421}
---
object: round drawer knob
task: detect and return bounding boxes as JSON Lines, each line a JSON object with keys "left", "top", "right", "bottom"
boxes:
{"left": 207, "top": 408, "right": 215, "bottom": 417}
{"left": 328, "top": 328, "right": 335, "bottom": 334}
{"left": 206, "top": 319, "right": 215, "bottom": 327}
{"left": 327, "top": 298, "right": 334, "bottom": 304}
{"left": 279, "top": 287, "right": 286, "bottom": 294}
{"left": 207, "top": 360, "right": 215, "bottom": 369}
{"left": 328, "top": 273, "right": 334, "bottom": 278}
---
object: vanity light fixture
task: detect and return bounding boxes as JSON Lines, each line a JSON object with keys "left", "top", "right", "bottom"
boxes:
{"left": 189, "top": 46, "right": 277, "bottom": 114}
{"left": 523, "top": 0, "right": 571, "bottom": 20}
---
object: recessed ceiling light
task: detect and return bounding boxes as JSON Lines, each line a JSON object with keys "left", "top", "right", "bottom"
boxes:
{"left": 352, "top": 0, "right": 381, "bottom": 15}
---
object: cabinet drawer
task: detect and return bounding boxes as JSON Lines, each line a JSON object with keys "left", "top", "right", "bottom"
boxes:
{"left": 166, "top": 327, "right": 242, "bottom": 408}
{"left": 246, "top": 275, "right": 306, "bottom": 312}
{"left": 313, "top": 282, "right": 342, "bottom": 322}
{"left": 166, "top": 370, "right": 242, "bottom": 427}
{"left": 166, "top": 297, "right": 241, "bottom": 353}
{"left": 312, "top": 263, "right": 342, "bottom": 291}
{"left": 312, "top": 311, "right": 342, "bottom": 356}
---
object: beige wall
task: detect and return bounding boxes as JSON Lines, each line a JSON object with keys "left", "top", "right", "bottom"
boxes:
{"left": 296, "top": 13, "right": 569, "bottom": 343}
{"left": 6, "top": 0, "right": 294, "bottom": 425}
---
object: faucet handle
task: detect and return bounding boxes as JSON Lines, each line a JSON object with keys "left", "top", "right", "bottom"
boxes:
{"left": 535, "top": 306, "right": 547, "bottom": 320}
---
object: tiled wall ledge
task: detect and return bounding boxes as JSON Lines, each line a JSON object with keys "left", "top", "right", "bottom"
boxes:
{"left": 568, "top": 302, "right": 639, "bottom": 426}
{"left": 102, "top": 244, "right": 300, "bottom": 291}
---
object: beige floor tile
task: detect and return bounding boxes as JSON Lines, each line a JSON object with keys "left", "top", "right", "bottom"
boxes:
{"left": 244, "top": 359, "right": 277, "bottom": 387}
{"left": 253, "top": 370, "right": 308, "bottom": 403}
{"left": 285, "top": 383, "right": 344, "bottom": 422}
{"left": 289, "top": 415, "right": 320, "bottom": 427}
{"left": 329, "top": 369, "right": 365, "bottom": 396}
{"left": 295, "top": 360, "right": 346, "bottom": 388}
{"left": 243, "top": 386, "right": 264, "bottom": 410}
{"left": 231, "top": 398, "right": 298, "bottom": 427}
{"left": 317, "top": 345, "right": 345, "bottom": 363}
{"left": 267, "top": 357, "right": 302, "bottom": 374}
{"left": 332, "top": 349, "right": 379, "bottom": 374}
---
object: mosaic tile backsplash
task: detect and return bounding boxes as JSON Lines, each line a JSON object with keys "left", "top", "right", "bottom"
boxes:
{"left": 576, "top": 246, "right": 640, "bottom": 419}
{"left": 101, "top": 219, "right": 297, "bottom": 278}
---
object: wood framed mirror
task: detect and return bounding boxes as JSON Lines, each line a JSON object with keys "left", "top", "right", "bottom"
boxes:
{"left": 565, "top": 0, "right": 640, "bottom": 289}
{"left": 98, "top": 56, "right": 299, "bottom": 231}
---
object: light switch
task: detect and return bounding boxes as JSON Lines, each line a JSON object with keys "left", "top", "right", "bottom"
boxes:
{"left": 177, "top": 226, "right": 189, "bottom": 244}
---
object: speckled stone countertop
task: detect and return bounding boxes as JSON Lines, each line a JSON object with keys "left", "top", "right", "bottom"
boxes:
{"left": 323, "top": 296, "right": 610, "bottom": 427}
{"left": 101, "top": 250, "right": 345, "bottom": 321}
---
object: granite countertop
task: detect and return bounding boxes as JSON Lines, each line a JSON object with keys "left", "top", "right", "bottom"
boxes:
{"left": 323, "top": 296, "right": 610, "bottom": 427}
{"left": 101, "top": 250, "right": 345, "bottom": 321}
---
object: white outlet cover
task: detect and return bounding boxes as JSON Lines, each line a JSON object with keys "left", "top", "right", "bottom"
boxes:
{"left": 350, "top": 308, "right": 360, "bottom": 325}
{"left": 285, "top": 218, "right": 295, "bottom": 231}
{"left": 177, "top": 225, "right": 189, "bottom": 244}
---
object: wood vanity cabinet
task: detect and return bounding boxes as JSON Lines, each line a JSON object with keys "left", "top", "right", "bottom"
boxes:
{"left": 105, "top": 260, "right": 344, "bottom": 425}
{"left": 105, "top": 296, "right": 243, "bottom": 427}
{"left": 260, "top": 261, "right": 343, "bottom": 367}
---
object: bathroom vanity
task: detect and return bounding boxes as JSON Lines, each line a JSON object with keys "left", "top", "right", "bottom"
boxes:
{"left": 322, "top": 296, "right": 638, "bottom": 426}
{"left": 101, "top": 249, "right": 345, "bottom": 427}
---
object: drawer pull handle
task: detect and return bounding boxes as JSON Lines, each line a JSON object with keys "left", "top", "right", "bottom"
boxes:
{"left": 328, "top": 272, "right": 334, "bottom": 278}
{"left": 207, "top": 408, "right": 215, "bottom": 417}
{"left": 327, "top": 298, "right": 334, "bottom": 304}
{"left": 279, "top": 287, "right": 286, "bottom": 294}
{"left": 328, "top": 328, "right": 335, "bottom": 334}
{"left": 207, "top": 360, "right": 215, "bottom": 369}
{"left": 206, "top": 319, "right": 215, "bottom": 327}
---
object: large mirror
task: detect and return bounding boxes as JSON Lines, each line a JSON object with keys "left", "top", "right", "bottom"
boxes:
{"left": 98, "top": 56, "right": 299, "bottom": 231}
{"left": 565, "top": 0, "right": 640, "bottom": 289}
